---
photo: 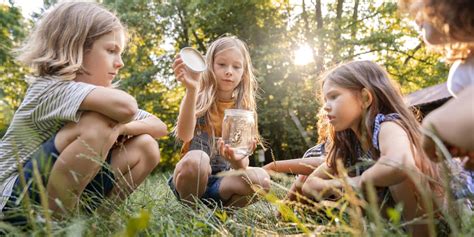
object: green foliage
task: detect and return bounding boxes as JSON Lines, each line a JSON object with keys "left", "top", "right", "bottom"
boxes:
{"left": 0, "top": 3, "right": 29, "bottom": 136}
{"left": 103, "top": 0, "right": 183, "bottom": 170}
{"left": 117, "top": 209, "right": 151, "bottom": 237}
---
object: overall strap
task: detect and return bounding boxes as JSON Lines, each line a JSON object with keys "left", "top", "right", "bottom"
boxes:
{"left": 195, "top": 116, "right": 206, "bottom": 135}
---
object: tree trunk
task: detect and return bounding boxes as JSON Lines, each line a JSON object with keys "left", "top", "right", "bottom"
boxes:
{"left": 349, "top": 0, "right": 360, "bottom": 56}
{"left": 315, "top": 0, "right": 324, "bottom": 73}
{"left": 333, "top": 0, "right": 344, "bottom": 63}
{"left": 175, "top": 2, "right": 189, "bottom": 47}
{"left": 301, "top": 0, "right": 317, "bottom": 68}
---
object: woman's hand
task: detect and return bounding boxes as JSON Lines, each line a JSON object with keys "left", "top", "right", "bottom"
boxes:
{"left": 172, "top": 55, "right": 201, "bottom": 91}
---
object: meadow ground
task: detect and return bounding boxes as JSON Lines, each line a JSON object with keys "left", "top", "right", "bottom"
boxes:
{"left": 1, "top": 169, "right": 473, "bottom": 236}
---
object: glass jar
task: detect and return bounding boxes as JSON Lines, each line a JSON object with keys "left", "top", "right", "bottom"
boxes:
{"left": 222, "top": 109, "right": 255, "bottom": 158}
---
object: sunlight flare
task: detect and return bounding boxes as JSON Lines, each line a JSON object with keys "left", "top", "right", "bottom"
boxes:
{"left": 294, "top": 44, "right": 314, "bottom": 66}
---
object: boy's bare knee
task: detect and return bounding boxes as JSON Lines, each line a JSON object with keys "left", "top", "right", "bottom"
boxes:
{"left": 55, "top": 112, "right": 117, "bottom": 154}
{"left": 134, "top": 134, "right": 160, "bottom": 167}
{"left": 77, "top": 112, "right": 118, "bottom": 142}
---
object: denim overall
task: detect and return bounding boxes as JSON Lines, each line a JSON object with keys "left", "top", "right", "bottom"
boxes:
{"left": 168, "top": 117, "right": 231, "bottom": 206}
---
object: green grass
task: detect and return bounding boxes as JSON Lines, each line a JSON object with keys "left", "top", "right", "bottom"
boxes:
{"left": 1, "top": 171, "right": 473, "bottom": 236}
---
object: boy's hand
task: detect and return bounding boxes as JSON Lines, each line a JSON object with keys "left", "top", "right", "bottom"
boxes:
{"left": 172, "top": 55, "right": 201, "bottom": 91}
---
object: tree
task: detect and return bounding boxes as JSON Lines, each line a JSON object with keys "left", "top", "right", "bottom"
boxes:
{"left": 1, "top": 0, "right": 450, "bottom": 166}
{"left": 0, "top": 2, "right": 29, "bottom": 136}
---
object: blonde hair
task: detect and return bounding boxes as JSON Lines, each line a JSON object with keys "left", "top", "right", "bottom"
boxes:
{"left": 196, "top": 36, "right": 262, "bottom": 143}
{"left": 15, "top": 1, "right": 125, "bottom": 80}
{"left": 321, "top": 61, "right": 442, "bottom": 197}
{"left": 399, "top": 0, "right": 474, "bottom": 62}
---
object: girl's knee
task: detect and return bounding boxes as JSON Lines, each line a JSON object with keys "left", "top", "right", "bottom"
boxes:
{"left": 175, "top": 151, "right": 211, "bottom": 179}
{"left": 301, "top": 181, "right": 313, "bottom": 198}
{"left": 181, "top": 151, "right": 210, "bottom": 170}
{"left": 55, "top": 112, "right": 118, "bottom": 156}
{"left": 247, "top": 168, "right": 271, "bottom": 192}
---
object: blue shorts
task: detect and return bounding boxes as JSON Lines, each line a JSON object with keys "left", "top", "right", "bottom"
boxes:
{"left": 167, "top": 175, "right": 226, "bottom": 207}
{"left": 2, "top": 134, "right": 115, "bottom": 225}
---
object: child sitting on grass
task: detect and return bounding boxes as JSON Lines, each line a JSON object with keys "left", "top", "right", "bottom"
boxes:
{"left": 302, "top": 61, "right": 444, "bottom": 236}
{"left": 168, "top": 36, "right": 270, "bottom": 208}
{"left": 399, "top": 1, "right": 474, "bottom": 210}
{"left": 0, "top": 1, "right": 167, "bottom": 226}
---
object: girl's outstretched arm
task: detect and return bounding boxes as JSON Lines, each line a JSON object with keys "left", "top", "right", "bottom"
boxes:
{"left": 263, "top": 157, "right": 324, "bottom": 176}
{"left": 302, "top": 162, "right": 342, "bottom": 200}
{"left": 302, "top": 159, "right": 363, "bottom": 200}
{"left": 175, "top": 90, "right": 198, "bottom": 142}
{"left": 360, "top": 121, "right": 417, "bottom": 187}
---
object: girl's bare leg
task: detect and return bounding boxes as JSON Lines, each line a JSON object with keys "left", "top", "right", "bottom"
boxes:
{"left": 172, "top": 150, "right": 212, "bottom": 203}
{"left": 390, "top": 180, "right": 431, "bottom": 236}
{"left": 219, "top": 167, "right": 271, "bottom": 207}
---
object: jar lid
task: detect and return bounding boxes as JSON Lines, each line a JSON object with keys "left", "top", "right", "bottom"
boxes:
{"left": 180, "top": 47, "right": 206, "bottom": 72}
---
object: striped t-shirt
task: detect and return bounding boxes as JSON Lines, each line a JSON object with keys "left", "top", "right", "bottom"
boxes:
{"left": 0, "top": 77, "right": 150, "bottom": 211}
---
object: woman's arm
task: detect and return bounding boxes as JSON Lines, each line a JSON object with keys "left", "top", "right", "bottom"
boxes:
{"left": 360, "top": 121, "right": 416, "bottom": 187}
{"left": 263, "top": 157, "right": 324, "bottom": 175}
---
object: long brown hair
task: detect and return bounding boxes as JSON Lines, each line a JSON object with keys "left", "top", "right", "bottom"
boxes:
{"left": 321, "top": 61, "right": 442, "bottom": 195}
